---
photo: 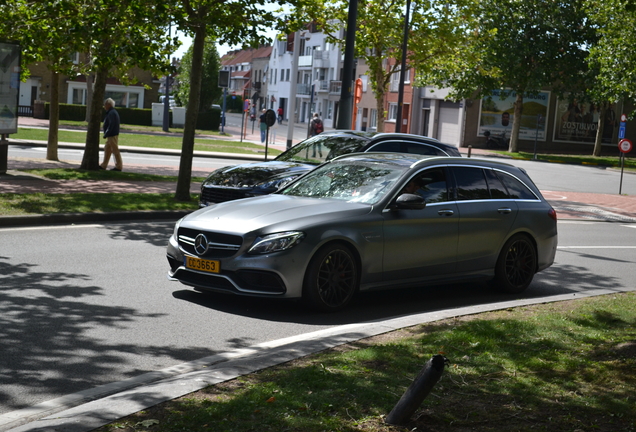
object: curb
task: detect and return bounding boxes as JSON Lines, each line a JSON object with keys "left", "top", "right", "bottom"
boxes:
{"left": 0, "top": 210, "right": 191, "bottom": 228}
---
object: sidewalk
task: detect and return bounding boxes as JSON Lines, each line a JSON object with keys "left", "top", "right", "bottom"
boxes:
{"left": 2, "top": 117, "right": 636, "bottom": 225}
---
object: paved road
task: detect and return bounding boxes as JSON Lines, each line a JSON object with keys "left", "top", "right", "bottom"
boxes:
{"left": 2, "top": 118, "right": 636, "bottom": 431}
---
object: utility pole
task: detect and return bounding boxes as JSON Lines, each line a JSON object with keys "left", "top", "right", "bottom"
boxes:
{"left": 395, "top": 0, "right": 411, "bottom": 132}
{"left": 336, "top": 0, "right": 358, "bottom": 130}
{"left": 286, "top": 31, "right": 301, "bottom": 149}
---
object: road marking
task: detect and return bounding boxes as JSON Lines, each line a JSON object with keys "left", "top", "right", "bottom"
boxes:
{"left": 558, "top": 246, "right": 636, "bottom": 249}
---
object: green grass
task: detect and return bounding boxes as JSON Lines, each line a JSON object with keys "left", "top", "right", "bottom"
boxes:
{"left": 495, "top": 150, "right": 636, "bottom": 169}
{"left": 14, "top": 127, "right": 283, "bottom": 156}
{"left": 19, "top": 168, "right": 206, "bottom": 183}
{"left": 0, "top": 193, "right": 198, "bottom": 215}
{"left": 94, "top": 293, "right": 636, "bottom": 432}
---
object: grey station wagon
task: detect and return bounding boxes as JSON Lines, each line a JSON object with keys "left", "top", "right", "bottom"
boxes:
{"left": 168, "top": 153, "right": 558, "bottom": 311}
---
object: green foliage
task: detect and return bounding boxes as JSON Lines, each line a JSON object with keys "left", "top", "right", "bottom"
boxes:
{"left": 586, "top": 0, "right": 636, "bottom": 104}
{"left": 174, "top": 37, "right": 222, "bottom": 112}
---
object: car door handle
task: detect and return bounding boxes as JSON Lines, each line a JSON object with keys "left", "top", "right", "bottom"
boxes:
{"left": 438, "top": 209, "right": 455, "bottom": 216}
{"left": 497, "top": 207, "right": 513, "bottom": 214}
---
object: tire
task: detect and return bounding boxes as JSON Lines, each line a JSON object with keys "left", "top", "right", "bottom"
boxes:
{"left": 304, "top": 243, "right": 359, "bottom": 312}
{"left": 493, "top": 234, "right": 537, "bottom": 294}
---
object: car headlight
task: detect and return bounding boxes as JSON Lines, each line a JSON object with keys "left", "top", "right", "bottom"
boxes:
{"left": 257, "top": 175, "right": 300, "bottom": 189}
{"left": 248, "top": 231, "right": 305, "bottom": 254}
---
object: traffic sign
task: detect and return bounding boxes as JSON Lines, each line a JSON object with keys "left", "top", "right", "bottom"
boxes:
{"left": 618, "top": 138, "right": 633, "bottom": 153}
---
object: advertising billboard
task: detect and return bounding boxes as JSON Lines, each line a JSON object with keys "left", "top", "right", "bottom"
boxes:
{"left": 553, "top": 94, "right": 621, "bottom": 144}
{"left": 478, "top": 89, "right": 550, "bottom": 141}
{"left": 0, "top": 41, "right": 20, "bottom": 135}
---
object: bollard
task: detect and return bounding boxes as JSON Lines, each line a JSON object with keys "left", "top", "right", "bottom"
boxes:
{"left": 0, "top": 135, "right": 9, "bottom": 175}
{"left": 385, "top": 354, "right": 448, "bottom": 426}
{"left": 467, "top": 145, "right": 472, "bottom": 158}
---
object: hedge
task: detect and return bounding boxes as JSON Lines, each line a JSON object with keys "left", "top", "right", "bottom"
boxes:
{"left": 42, "top": 103, "right": 220, "bottom": 131}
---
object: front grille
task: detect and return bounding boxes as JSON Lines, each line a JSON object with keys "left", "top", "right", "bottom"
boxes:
{"left": 236, "top": 270, "right": 286, "bottom": 294}
{"left": 173, "top": 269, "right": 286, "bottom": 295}
{"left": 178, "top": 228, "right": 243, "bottom": 258}
{"left": 200, "top": 186, "right": 251, "bottom": 204}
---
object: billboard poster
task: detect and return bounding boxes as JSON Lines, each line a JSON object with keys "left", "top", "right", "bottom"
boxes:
{"left": 553, "top": 95, "right": 621, "bottom": 144}
{"left": 478, "top": 89, "right": 550, "bottom": 141}
{"left": 0, "top": 41, "right": 20, "bottom": 135}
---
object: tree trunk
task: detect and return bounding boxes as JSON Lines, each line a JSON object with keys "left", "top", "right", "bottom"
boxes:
{"left": 174, "top": 25, "right": 206, "bottom": 201}
{"left": 80, "top": 68, "right": 107, "bottom": 170}
{"left": 46, "top": 70, "right": 59, "bottom": 161}
{"left": 84, "top": 49, "right": 94, "bottom": 123}
{"left": 374, "top": 67, "right": 386, "bottom": 133}
{"left": 593, "top": 104, "right": 605, "bottom": 156}
{"left": 85, "top": 74, "right": 94, "bottom": 123}
{"left": 509, "top": 93, "right": 523, "bottom": 152}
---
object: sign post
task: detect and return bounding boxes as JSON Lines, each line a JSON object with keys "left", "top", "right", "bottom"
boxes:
{"left": 618, "top": 138, "right": 632, "bottom": 195}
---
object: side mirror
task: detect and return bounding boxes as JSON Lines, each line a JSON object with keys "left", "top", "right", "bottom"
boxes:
{"left": 393, "top": 193, "right": 427, "bottom": 210}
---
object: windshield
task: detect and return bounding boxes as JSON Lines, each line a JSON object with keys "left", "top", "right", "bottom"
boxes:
{"left": 275, "top": 134, "right": 369, "bottom": 165}
{"left": 279, "top": 159, "right": 406, "bottom": 204}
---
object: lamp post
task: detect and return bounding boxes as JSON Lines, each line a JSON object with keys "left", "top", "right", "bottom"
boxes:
{"left": 286, "top": 31, "right": 302, "bottom": 149}
{"left": 336, "top": 0, "right": 358, "bottom": 130}
{"left": 395, "top": 0, "right": 411, "bottom": 132}
{"left": 162, "top": 23, "right": 171, "bottom": 132}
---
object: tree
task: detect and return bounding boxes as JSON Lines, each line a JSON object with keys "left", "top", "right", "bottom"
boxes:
{"left": 585, "top": 0, "right": 636, "bottom": 156}
{"left": 174, "top": 38, "right": 222, "bottom": 112}
{"left": 169, "top": 0, "right": 296, "bottom": 201}
{"left": 290, "top": 0, "right": 473, "bottom": 132}
{"left": 420, "top": 0, "right": 592, "bottom": 152}
{"left": 1, "top": 0, "right": 86, "bottom": 161}
{"left": 76, "top": 0, "right": 173, "bottom": 170}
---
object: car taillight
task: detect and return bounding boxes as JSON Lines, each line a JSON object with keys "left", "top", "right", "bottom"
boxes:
{"left": 548, "top": 208, "right": 557, "bottom": 221}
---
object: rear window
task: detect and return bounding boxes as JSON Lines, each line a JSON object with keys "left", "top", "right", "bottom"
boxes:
{"left": 496, "top": 171, "right": 538, "bottom": 200}
{"left": 276, "top": 135, "right": 368, "bottom": 165}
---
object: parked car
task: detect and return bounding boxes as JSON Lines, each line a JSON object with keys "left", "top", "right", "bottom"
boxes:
{"left": 199, "top": 132, "right": 461, "bottom": 207}
{"left": 168, "top": 153, "right": 558, "bottom": 311}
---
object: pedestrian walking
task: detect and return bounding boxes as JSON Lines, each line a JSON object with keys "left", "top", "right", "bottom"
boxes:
{"left": 99, "top": 98, "right": 122, "bottom": 171}
{"left": 309, "top": 112, "right": 324, "bottom": 136}
{"left": 259, "top": 109, "right": 267, "bottom": 143}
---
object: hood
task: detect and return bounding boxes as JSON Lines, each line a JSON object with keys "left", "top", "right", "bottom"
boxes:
{"left": 183, "top": 195, "right": 372, "bottom": 234}
{"left": 203, "top": 161, "right": 315, "bottom": 187}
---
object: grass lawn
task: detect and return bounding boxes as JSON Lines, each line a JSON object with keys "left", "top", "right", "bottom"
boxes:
{"left": 93, "top": 292, "right": 636, "bottom": 432}
{"left": 0, "top": 193, "right": 199, "bottom": 215}
{"left": 13, "top": 127, "right": 283, "bottom": 156}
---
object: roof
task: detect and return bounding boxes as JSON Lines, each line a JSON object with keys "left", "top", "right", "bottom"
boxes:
{"left": 221, "top": 46, "right": 272, "bottom": 67}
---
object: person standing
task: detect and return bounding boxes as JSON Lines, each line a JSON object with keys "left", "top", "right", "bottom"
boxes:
{"left": 99, "top": 98, "right": 122, "bottom": 171}
{"left": 310, "top": 113, "right": 324, "bottom": 157}
{"left": 309, "top": 112, "right": 323, "bottom": 136}
{"left": 277, "top": 106, "right": 283, "bottom": 124}
{"left": 259, "top": 109, "right": 267, "bottom": 143}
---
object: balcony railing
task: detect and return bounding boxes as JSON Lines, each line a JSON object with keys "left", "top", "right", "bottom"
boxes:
{"left": 299, "top": 55, "right": 313, "bottom": 68}
{"left": 329, "top": 80, "right": 342, "bottom": 94}
{"left": 316, "top": 80, "right": 330, "bottom": 92}
{"left": 297, "top": 83, "right": 312, "bottom": 95}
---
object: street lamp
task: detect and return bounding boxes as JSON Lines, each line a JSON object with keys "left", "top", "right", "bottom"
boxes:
{"left": 395, "top": 0, "right": 412, "bottom": 132}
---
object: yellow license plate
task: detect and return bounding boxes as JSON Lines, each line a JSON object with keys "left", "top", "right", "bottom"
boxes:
{"left": 184, "top": 256, "right": 220, "bottom": 273}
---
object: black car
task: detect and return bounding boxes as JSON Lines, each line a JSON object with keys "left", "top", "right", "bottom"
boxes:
{"left": 199, "top": 132, "right": 461, "bottom": 206}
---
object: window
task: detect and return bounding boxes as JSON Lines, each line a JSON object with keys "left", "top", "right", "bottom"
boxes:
{"left": 369, "top": 109, "right": 377, "bottom": 129}
{"left": 72, "top": 88, "right": 85, "bottom": 105}
{"left": 388, "top": 103, "right": 398, "bottom": 121}
{"left": 403, "top": 168, "right": 449, "bottom": 203}
{"left": 280, "top": 69, "right": 284, "bottom": 81}
{"left": 453, "top": 167, "right": 490, "bottom": 200}
{"left": 285, "top": 69, "right": 290, "bottom": 81}
{"left": 496, "top": 171, "right": 538, "bottom": 200}
{"left": 484, "top": 170, "right": 508, "bottom": 199}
